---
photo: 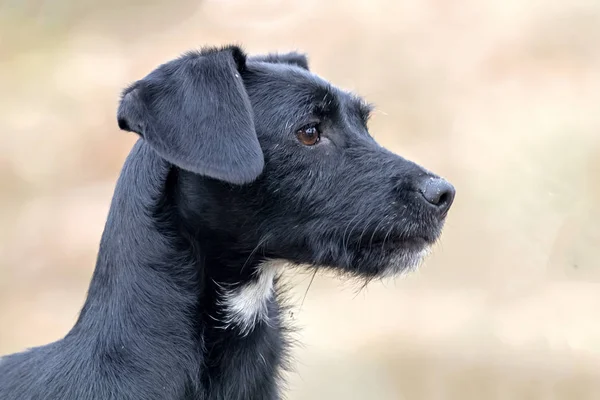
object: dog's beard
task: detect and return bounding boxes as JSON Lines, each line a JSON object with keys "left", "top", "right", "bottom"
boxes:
{"left": 321, "top": 240, "right": 434, "bottom": 280}
{"left": 353, "top": 232, "right": 434, "bottom": 278}
{"left": 379, "top": 246, "right": 432, "bottom": 278}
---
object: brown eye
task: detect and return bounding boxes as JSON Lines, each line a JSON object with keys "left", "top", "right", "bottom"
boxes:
{"left": 296, "top": 125, "right": 321, "bottom": 146}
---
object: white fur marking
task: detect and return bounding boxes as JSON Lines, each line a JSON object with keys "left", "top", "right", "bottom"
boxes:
{"left": 218, "top": 260, "right": 282, "bottom": 336}
{"left": 215, "top": 248, "right": 428, "bottom": 334}
{"left": 382, "top": 246, "right": 431, "bottom": 278}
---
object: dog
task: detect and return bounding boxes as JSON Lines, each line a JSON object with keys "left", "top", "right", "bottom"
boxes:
{"left": 0, "top": 45, "right": 455, "bottom": 399}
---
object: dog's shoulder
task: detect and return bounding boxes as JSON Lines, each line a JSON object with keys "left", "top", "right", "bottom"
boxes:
{"left": 0, "top": 343, "right": 62, "bottom": 399}
{"left": 0, "top": 338, "right": 196, "bottom": 400}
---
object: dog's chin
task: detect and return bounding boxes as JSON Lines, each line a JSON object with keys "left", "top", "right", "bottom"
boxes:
{"left": 364, "top": 235, "right": 434, "bottom": 278}
{"left": 337, "top": 236, "right": 434, "bottom": 279}
{"left": 378, "top": 246, "right": 432, "bottom": 278}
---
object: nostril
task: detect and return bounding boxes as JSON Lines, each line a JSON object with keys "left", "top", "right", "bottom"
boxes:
{"left": 437, "top": 191, "right": 451, "bottom": 206}
{"left": 420, "top": 177, "right": 456, "bottom": 214}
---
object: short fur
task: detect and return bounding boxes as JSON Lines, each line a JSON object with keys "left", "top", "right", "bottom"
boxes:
{"left": 0, "top": 45, "right": 455, "bottom": 399}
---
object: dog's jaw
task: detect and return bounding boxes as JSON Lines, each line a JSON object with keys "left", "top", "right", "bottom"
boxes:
{"left": 215, "top": 260, "right": 281, "bottom": 336}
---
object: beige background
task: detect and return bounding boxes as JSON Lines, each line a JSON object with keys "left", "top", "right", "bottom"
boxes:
{"left": 1, "top": 0, "right": 599, "bottom": 399}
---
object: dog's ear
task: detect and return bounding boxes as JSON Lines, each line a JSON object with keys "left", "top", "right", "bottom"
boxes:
{"left": 117, "top": 46, "right": 263, "bottom": 185}
{"left": 250, "top": 51, "right": 309, "bottom": 70}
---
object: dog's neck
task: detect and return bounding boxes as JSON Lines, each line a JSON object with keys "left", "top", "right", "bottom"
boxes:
{"left": 68, "top": 141, "right": 283, "bottom": 378}
{"left": 69, "top": 142, "right": 201, "bottom": 374}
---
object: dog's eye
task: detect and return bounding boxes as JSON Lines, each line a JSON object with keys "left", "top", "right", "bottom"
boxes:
{"left": 296, "top": 125, "right": 321, "bottom": 146}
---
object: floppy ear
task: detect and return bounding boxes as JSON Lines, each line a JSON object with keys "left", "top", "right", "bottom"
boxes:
{"left": 117, "top": 46, "right": 264, "bottom": 185}
{"left": 250, "top": 51, "right": 309, "bottom": 70}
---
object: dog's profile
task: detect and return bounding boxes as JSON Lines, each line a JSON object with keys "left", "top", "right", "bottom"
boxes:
{"left": 0, "top": 45, "right": 455, "bottom": 399}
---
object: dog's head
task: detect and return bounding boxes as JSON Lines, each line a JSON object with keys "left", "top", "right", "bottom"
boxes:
{"left": 117, "top": 45, "right": 455, "bottom": 279}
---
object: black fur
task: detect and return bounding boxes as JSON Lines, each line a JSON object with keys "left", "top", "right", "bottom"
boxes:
{"left": 0, "top": 45, "right": 455, "bottom": 399}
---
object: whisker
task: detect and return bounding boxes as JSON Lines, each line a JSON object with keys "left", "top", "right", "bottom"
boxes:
{"left": 240, "top": 234, "right": 271, "bottom": 274}
{"left": 368, "top": 216, "right": 388, "bottom": 249}
{"left": 342, "top": 213, "right": 361, "bottom": 250}
{"left": 352, "top": 275, "right": 373, "bottom": 299}
{"left": 380, "top": 218, "right": 396, "bottom": 253}
{"left": 346, "top": 214, "right": 366, "bottom": 248}
{"left": 356, "top": 214, "right": 378, "bottom": 249}
{"left": 300, "top": 268, "right": 318, "bottom": 310}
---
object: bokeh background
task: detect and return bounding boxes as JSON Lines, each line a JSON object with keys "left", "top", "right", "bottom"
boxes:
{"left": 1, "top": 0, "right": 600, "bottom": 398}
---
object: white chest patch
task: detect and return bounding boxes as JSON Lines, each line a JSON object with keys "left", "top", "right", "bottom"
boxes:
{"left": 217, "top": 260, "right": 282, "bottom": 336}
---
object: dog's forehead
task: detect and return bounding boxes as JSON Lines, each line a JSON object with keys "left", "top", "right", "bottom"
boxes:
{"left": 245, "top": 61, "right": 339, "bottom": 96}
{"left": 244, "top": 60, "right": 368, "bottom": 118}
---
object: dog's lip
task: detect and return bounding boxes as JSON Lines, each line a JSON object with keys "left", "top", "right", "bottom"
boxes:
{"left": 368, "top": 235, "right": 430, "bottom": 251}
{"left": 398, "top": 236, "right": 430, "bottom": 250}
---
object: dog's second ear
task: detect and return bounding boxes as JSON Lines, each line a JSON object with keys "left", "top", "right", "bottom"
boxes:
{"left": 250, "top": 51, "right": 309, "bottom": 70}
{"left": 117, "top": 46, "right": 263, "bottom": 185}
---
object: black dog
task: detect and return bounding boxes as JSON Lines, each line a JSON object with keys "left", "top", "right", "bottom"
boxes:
{"left": 0, "top": 45, "right": 455, "bottom": 399}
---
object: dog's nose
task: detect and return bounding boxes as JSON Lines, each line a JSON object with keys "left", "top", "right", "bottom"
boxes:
{"left": 419, "top": 177, "right": 455, "bottom": 216}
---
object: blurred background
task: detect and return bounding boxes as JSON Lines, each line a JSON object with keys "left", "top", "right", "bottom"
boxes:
{"left": 1, "top": 0, "right": 599, "bottom": 398}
